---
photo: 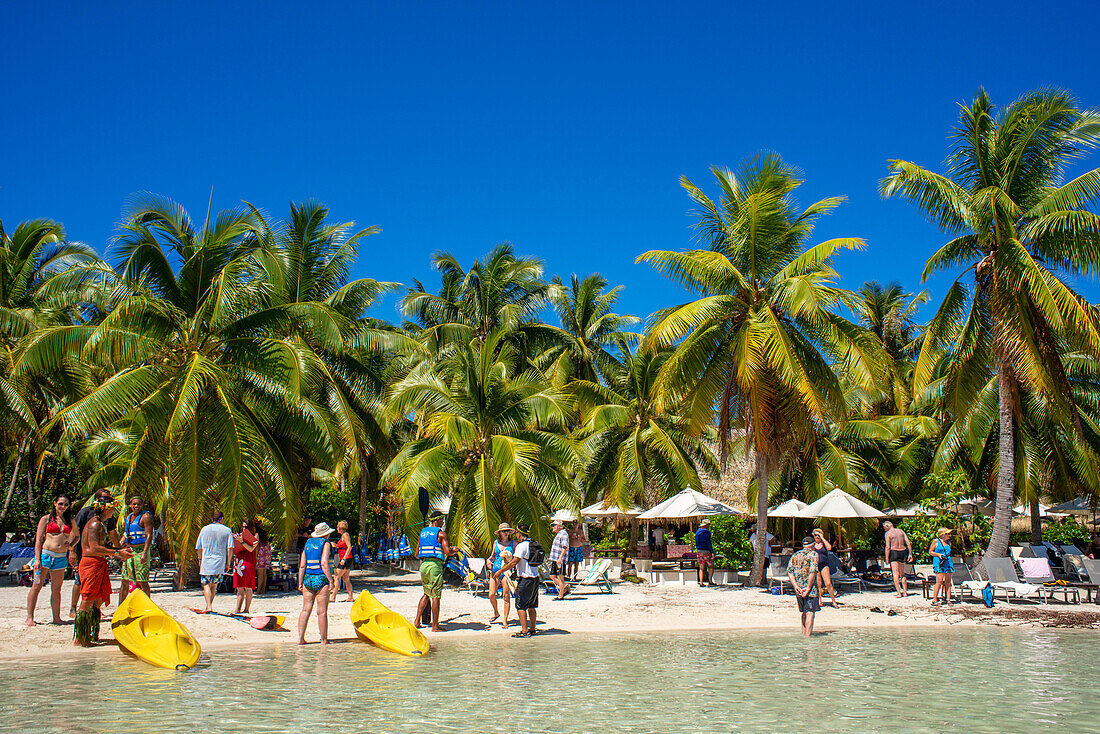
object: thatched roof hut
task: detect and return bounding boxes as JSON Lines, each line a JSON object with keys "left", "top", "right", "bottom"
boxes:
{"left": 700, "top": 439, "right": 753, "bottom": 511}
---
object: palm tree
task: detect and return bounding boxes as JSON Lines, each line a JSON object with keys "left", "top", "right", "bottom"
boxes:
{"left": 638, "top": 153, "right": 880, "bottom": 585}
{"left": 572, "top": 339, "right": 717, "bottom": 511}
{"left": 381, "top": 330, "right": 578, "bottom": 553}
{"left": 1, "top": 218, "right": 100, "bottom": 525}
{"left": 852, "top": 281, "right": 928, "bottom": 415}
{"left": 13, "top": 195, "right": 347, "bottom": 575}
{"left": 401, "top": 243, "right": 557, "bottom": 361}
{"left": 881, "top": 88, "right": 1100, "bottom": 559}
{"left": 536, "top": 274, "right": 640, "bottom": 387}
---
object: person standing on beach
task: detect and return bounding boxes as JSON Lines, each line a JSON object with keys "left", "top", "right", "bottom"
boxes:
{"left": 549, "top": 519, "right": 570, "bottom": 600}
{"left": 331, "top": 520, "right": 355, "bottom": 602}
{"left": 26, "top": 493, "right": 78, "bottom": 626}
{"left": 495, "top": 523, "right": 540, "bottom": 638}
{"left": 255, "top": 526, "right": 272, "bottom": 595}
{"left": 298, "top": 522, "right": 335, "bottom": 644}
{"left": 695, "top": 519, "right": 714, "bottom": 587}
{"left": 74, "top": 496, "right": 133, "bottom": 646}
{"left": 882, "top": 521, "right": 913, "bottom": 597}
{"left": 567, "top": 521, "right": 584, "bottom": 579}
{"left": 195, "top": 511, "right": 234, "bottom": 613}
{"left": 71, "top": 488, "right": 120, "bottom": 618}
{"left": 749, "top": 530, "right": 775, "bottom": 566}
{"left": 119, "top": 495, "right": 154, "bottom": 602}
{"left": 487, "top": 522, "right": 515, "bottom": 627}
{"left": 928, "top": 528, "right": 954, "bottom": 606}
{"left": 415, "top": 511, "right": 451, "bottom": 632}
{"left": 232, "top": 518, "right": 258, "bottom": 613}
{"left": 786, "top": 536, "right": 820, "bottom": 637}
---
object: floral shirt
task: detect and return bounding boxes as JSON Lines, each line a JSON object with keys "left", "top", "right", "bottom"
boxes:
{"left": 786, "top": 548, "right": 819, "bottom": 591}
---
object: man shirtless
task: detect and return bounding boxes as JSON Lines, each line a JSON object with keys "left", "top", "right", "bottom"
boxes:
{"left": 567, "top": 521, "right": 585, "bottom": 579}
{"left": 883, "top": 521, "right": 913, "bottom": 597}
{"left": 74, "top": 496, "right": 132, "bottom": 646}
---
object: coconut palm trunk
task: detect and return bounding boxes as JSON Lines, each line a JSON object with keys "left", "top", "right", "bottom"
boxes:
{"left": 988, "top": 362, "right": 1016, "bottom": 559}
{"left": 750, "top": 451, "right": 769, "bottom": 586}
{"left": 357, "top": 453, "right": 371, "bottom": 547}
{"left": 1029, "top": 496, "right": 1042, "bottom": 546}
{"left": 0, "top": 436, "right": 28, "bottom": 524}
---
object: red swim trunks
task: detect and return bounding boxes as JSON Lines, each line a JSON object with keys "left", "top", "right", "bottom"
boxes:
{"left": 78, "top": 556, "right": 112, "bottom": 606}
{"left": 696, "top": 551, "right": 714, "bottom": 571}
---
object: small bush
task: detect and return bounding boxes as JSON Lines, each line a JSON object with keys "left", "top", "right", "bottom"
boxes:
{"left": 710, "top": 516, "right": 753, "bottom": 570}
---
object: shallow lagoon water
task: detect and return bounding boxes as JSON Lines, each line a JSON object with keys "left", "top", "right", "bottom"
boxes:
{"left": 0, "top": 627, "right": 1095, "bottom": 733}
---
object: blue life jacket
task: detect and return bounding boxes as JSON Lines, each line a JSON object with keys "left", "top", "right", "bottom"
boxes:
{"left": 304, "top": 536, "right": 326, "bottom": 574}
{"left": 418, "top": 526, "right": 444, "bottom": 560}
{"left": 126, "top": 512, "right": 149, "bottom": 546}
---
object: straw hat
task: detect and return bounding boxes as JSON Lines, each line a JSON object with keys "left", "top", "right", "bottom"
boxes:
{"left": 311, "top": 522, "right": 335, "bottom": 538}
{"left": 497, "top": 522, "right": 513, "bottom": 533}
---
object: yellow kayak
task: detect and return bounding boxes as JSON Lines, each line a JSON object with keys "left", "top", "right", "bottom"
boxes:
{"left": 351, "top": 590, "right": 429, "bottom": 656}
{"left": 111, "top": 590, "right": 201, "bottom": 670}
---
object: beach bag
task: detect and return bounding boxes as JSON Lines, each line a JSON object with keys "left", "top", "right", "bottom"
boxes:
{"left": 981, "top": 582, "right": 995, "bottom": 608}
{"left": 526, "top": 540, "right": 545, "bottom": 566}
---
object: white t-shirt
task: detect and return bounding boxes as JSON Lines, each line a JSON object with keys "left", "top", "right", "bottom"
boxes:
{"left": 195, "top": 522, "right": 235, "bottom": 576}
{"left": 514, "top": 539, "right": 539, "bottom": 578}
{"left": 749, "top": 531, "right": 775, "bottom": 558}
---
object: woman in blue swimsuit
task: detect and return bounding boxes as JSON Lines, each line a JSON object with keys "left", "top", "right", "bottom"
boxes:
{"left": 928, "top": 528, "right": 955, "bottom": 606}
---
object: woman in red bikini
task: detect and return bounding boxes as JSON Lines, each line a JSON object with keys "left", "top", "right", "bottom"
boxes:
{"left": 26, "top": 494, "right": 79, "bottom": 626}
{"left": 331, "top": 520, "right": 355, "bottom": 602}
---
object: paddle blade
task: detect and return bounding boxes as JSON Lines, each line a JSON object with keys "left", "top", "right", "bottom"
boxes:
{"left": 418, "top": 486, "right": 430, "bottom": 518}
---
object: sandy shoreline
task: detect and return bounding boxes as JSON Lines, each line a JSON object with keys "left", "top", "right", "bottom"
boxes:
{"left": 2, "top": 566, "right": 1097, "bottom": 664}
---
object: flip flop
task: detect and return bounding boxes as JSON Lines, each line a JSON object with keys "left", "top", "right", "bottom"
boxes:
{"left": 870, "top": 606, "right": 884, "bottom": 613}
{"left": 489, "top": 614, "right": 500, "bottom": 622}
{"left": 511, "top": 631, "right": 529, "bottom": 638}
{"left": 887, "top": 610, "right": 898, "bottom": 616}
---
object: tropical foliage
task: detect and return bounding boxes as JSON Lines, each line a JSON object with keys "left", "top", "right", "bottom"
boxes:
{"left": 3, "top": 87, "right": 1099, "bottom": 586}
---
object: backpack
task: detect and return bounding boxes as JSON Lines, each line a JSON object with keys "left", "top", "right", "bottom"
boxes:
{"left": 526, "top": 540, "right": 546, "bottom": 567}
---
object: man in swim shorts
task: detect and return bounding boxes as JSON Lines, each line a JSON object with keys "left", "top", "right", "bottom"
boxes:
{"left": 119, "top": 495, "right": 155, "bottom": 602}
{"left": 496, "top": 524, "right": 540, "bottom": 638}
{"left": 549, "top": 519, "right": 570, "bottom": 600}
{"left": 414, "top": 511, "right": 452, "bottom": 632}
{"left": 567, "top": 521, "right": 585, "bottom": 579}
{"left": 883, "top": 521, "right": 913, "bottom": 597}
{"left": 786, "top": 536, "right": 820, "bottom": 637}
{"left": 695, "top": 518, "right": 714, "bottom": 586}
{"left": 74, "top": 496, "right": 133, "bottom": 646}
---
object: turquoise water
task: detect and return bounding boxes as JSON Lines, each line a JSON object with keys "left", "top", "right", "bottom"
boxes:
{"left": 0, "top": 627, "right": 1096, "bottom": 733}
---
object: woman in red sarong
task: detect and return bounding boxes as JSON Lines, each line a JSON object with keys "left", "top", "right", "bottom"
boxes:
{"left": 233, "top": 519, "right": 258, "bottom": 614}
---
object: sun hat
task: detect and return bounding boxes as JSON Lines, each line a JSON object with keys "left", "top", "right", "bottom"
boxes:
{"left": 311, "top": 522, "right": 335, "bottom": 538}
{"left": 497, "top": 522, "right": 513, "bottom": 533}
{"left": 551, "top": 519, "right": 563, "bottom": 527}
{"left": 801, "top": 536, "right": 815, "bottom": 546}
{"left": 700, "top": 518, "right": 710, "bottom": 526}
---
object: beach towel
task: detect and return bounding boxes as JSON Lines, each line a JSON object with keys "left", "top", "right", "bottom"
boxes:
{"left": 78, "top": 556, "right": 112, "bottom": 606}
{"left": 1019, "top": 557, "right": 1052, "bottom": 582}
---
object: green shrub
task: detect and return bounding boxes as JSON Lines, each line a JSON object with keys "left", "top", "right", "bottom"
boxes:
{"left": 710, "top": 516, "right": 752, "bottom": 570}
{"left": 1044, "top": 517, "right": 1090, "bottom": 544}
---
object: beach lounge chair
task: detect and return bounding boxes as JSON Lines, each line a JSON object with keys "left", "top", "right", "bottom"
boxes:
{"left": 766, "top": 555, "right": 793, "bottom": 593}
{"left": 1059, "top": 544, "right": 1084, "bottom": 556}
{"left": 465, "top": 558, "right": 489, "bottom": 595}
{"left": 1018, "top": 557, "right": 1081, "bottom": 604}
{"left": 575, "top": 558, "right": 614, "bottom": 594}
{"left": 2, "top": 547, "right": 34, "bottom": 584}
{"left": 1009, "top": 546, "right": 1028, "bottom": 561}
{"left": 981, "top": 557, "right": 1046, "bottom": 603}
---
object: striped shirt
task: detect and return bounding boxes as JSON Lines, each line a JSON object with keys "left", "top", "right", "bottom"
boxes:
{"left": 550, "top": 529, "right": 570, "bottom": 563}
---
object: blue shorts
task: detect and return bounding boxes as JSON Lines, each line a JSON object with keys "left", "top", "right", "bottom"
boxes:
{"left": 569, "top": 546, "right": 584, "bottom": 563}
{"left": 303, "top": 573, "right": 328, "bottom": 592}
{"left": 39, "top": 551, "right": 69, "bottom": 571}
{"left": 200, "top": 574, "right": 222, "bottom": 585}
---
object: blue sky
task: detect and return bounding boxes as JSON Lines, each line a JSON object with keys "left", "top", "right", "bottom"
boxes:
{"left": 4, "top": 1, "right": 1099, "bottom": 323}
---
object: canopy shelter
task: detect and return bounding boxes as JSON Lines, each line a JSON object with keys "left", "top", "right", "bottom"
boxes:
{"left": 637, "top": 488, "right": 743, "bottom": 522}
{"left": 769, "top": 499, "right": 808, "bottom": 547}
{"left": 883, "top": 503, "right": 935, "bottom": 517}
{"left": 1048, "top": 497, "right": 1096, "bottom": 516}
{"left": 797, "top": 488, "right": 886, "bottom": 547}
{"left": 1013, "top": 502, "right": 1051, "bottom": 518}
{"left": 580, "top": 501, "right": 644, "bottom": 521}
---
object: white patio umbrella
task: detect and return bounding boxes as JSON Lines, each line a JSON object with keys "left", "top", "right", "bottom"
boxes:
{"left": 798, "top": 488, "right": 886, "bottom": 546}
{"left": 1012, "top": 502, "right": 1051, "bottom": 517}
{"left": 884, "top": 503, "right": 935, "bottom": 517}
{"left": 769, "top": 499, "right": 808, "bottom": 547}
{"left": 1047, "top": 497, "right": 1095, "bottom": 516}
{"left": 547, "top": 509, "right": 578, "bottom": 523}
{"left": 637, "top": 488, "right": 743, "bottom": 522}
{"left": 580, "top": 501, "right": 644, "bottom": 521}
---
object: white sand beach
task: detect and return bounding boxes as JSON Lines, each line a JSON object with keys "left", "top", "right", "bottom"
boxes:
{"left": 2, "top": 566, "right": 1097, "bottom": 663}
